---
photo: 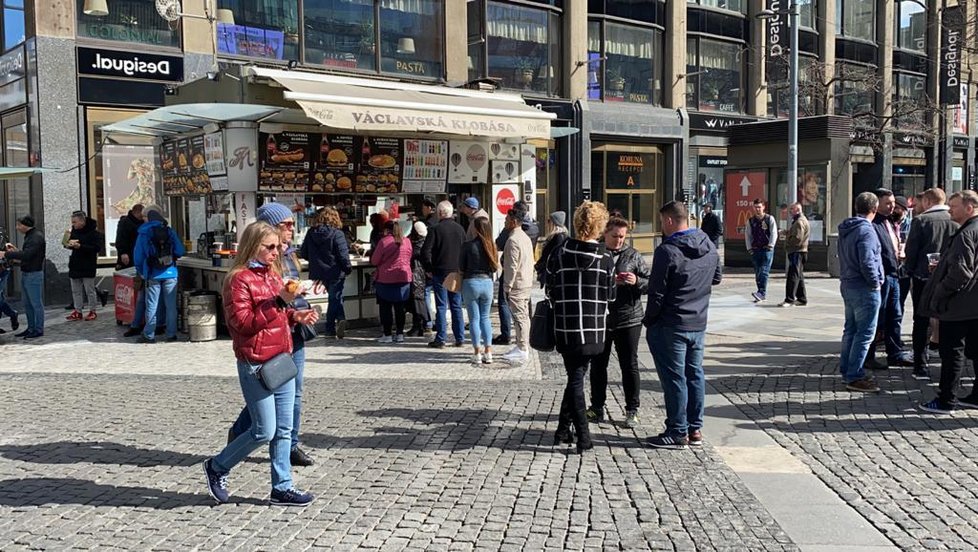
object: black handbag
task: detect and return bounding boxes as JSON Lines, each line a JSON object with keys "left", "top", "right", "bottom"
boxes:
{"left": 529, "top": 299, "right": 556, "bottom": 352}
{"left": 255, "top": 352, "right": 298, "bottom": 391}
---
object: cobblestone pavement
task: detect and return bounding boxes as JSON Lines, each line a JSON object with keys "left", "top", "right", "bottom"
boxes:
{"left": 0, "top": 281, "right": 797, "bottom": 550}
{"left": 707, "top": 273, "right": 978, "bottom": 551}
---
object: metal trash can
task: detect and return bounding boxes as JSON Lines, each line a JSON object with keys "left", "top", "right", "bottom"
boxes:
{"left": 187, "top": 292, "right": 218, "bottom": 342}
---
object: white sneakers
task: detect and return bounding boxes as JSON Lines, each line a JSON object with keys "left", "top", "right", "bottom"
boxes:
{"left": 502, "top": 347, "right": 529, "bottom": 363}
{"left": 393, "top": 334, "right": 405, "bottom": 343}
{"left": 482, "top": 352, "right": 493, "bottom": 364}
{"left": 471, "top": 352, "right": 483, "bottom": 365}
{"left": 377, "top": 335, "right": 393, "bottom": 343}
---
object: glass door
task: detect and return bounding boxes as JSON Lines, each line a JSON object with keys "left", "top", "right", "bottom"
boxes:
{"left": 1, "top": 109, "right": 30, "bottom": 297}
{"left": 592, "top": 144, "right": 663, "bottom": 254}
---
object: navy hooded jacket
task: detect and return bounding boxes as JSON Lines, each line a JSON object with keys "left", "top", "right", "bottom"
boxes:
{"left": 642, "top": 228, "right": 722, "bottom": 332}
{"left": 837, "top": 216, "right": 883, "bottom": 290}
{"left": 300, "top": 225, "right": 351, "bottom": 283}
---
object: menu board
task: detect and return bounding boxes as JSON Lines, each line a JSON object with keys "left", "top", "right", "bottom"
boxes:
{"left": 259, "top": 132, "right": 313, "bottom": 192}
{"left": 355, "top": 137, "right": 401, "bottom": 194}
{"left": 448, "top": 141, "right": 489, "bottom": 184}
{"left": 311, "top": 133, "right": 356, "bottom": 193}
{"left": 204, "top": 132, "right": 226, "bottom": 176}
{"left": 403, "top": 140, "right": 447, "bottom": 180}
{"left": 160, "top": 136, "right": 212, "bottom": 195}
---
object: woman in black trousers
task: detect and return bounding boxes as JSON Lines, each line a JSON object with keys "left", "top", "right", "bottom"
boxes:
{"left": 545, "top": 201, "right": 615, "bottom": 453}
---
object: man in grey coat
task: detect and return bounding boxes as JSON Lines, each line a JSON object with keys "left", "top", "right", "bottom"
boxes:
{"left": 918, "top": 190, "right": 978, "bottom": 414}
{"left": 903, "top": 188, "right": 959, "bottom": 379}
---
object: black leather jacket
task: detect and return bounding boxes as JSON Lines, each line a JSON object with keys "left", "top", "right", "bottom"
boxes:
{"left": 607, "top": 245, "right": 650, "bottom": 330}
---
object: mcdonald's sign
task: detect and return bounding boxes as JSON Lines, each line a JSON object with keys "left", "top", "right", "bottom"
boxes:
{"left": 723, "top": 171, "right": 767, "bottom": 240}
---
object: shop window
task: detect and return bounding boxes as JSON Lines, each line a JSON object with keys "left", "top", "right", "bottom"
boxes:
{"left": 767, "top": 55, "right": 819, "bottom": 118}
{"left": 304, "top": 0, "right": 444, "bottom": 79}
{"left": 687, "top": 0, "right": 746, "bottom": 15}
{"left": 217, "top": 0, "right": 299, "bottom": 61}
{"left": 774, "top": 165, "right": 826, "bottom": 242}
{"left": 586, "top": 19, "right": 664, "bottom": 105}
{"left": 692, "top": 154, "right": 726, "bottom": 229}
{"left": 686, "top": 37, "right": 744, "bottom": 114}
{"left": 892, "top": 165, "right": 926, "bottom": 198}
{"left": 533, "top": 142, "right": 558, "bottom": 239}
{"left": 836, "top": 0, "right": 875, "bottom": 42}
{"left": 893, "top": 72, "right": 929, "bottom": 129}
{"left": 798, "top": 0, "right": 816, "bottom": 29}
{"left": 895, "top": 0, "right": 926, "bottom": 52}
{"left": 3, "top": 0, "right": 23, "bottom": 51}
{"left": 834, "top": 61, "right": 876, "bottom": 125}
{"left": 468, "top": 0, "right": 562, "bottom": 96}
{"left": 76, "top": 0, "right": 180, "bottom": 49}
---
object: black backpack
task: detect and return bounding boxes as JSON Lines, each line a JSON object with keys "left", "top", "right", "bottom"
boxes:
{"left": 148, "top": 225, "right": 174, "bottom": 269}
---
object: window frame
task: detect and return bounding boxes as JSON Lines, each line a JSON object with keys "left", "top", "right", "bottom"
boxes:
{"left": 892, "top": 70, "right": 929, "bottom": 129}
{"left": 894, "top": 0, "right": 927, "bottom": 53}
{"left": 835, "top": 0, "right": 877, "bottom": 43}
{"left": 686, "top": 35, "right": 747, "bottom": 114}
{"left": 687, "top": 0, "right": 747, "bottom": 16}
{"left": 75, "top": 0, "right": 182, "bottom": 52}
{"left": 834, "top": 60, "right": 877, "bottom": 126}
{"left": 586, "top": 15, "right": 665, "bottom": 106}
{"left": 767, "top": 53, "right": 820, "bottom": 118}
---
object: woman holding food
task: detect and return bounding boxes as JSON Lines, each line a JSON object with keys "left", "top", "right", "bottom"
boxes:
{"left": 370, "top": 220, "right": 413, "bottom": 343}
{"left": 229, "top": 203, "right": 318, "bottom": 468}
{"left": 300, "top": 206, "right": 351, "bottom": 338}
{"left": 203, "top": 220, "right": 318, "bottom": 506}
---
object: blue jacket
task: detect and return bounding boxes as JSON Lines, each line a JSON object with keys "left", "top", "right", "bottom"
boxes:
{"left": 300, "top": 225, "right": 351, "bottom": 283}
{"left": 133, "top": 220, "right": 185, "bottom": 281}
{"left": 838, "top": 216, "right": 883, "bottom": 290}
{"left": 642, "top": 228, "right": 722, "bottom": 332}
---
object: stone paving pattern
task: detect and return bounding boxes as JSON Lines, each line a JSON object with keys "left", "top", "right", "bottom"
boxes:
{"left": 0, "top": 283, "right": 797, "bottom": 551}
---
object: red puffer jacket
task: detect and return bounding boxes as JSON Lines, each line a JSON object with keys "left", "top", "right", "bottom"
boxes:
{"left": 224, "top": 264, "right": 294, "bottom": 363}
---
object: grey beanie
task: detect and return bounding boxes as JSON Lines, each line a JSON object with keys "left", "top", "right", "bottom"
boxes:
{"left": 549, "top": 211, "right": 567, "bottom": 227}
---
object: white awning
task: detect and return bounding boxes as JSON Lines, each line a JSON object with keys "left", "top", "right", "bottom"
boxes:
{"left": 102, "top": 104, "right": 287, "bottom": 137}
{"left": 247, "top": 66, "right": 555, "bottom": 140}
{"left": 0, "top": 167, "right": 54, "bottom": 179}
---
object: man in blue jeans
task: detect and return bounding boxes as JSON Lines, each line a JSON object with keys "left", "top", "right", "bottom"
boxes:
{"left": 132, "top": 206, "right": 185, "bottom": 343}
{"left": 643, "top": 201, "right": 722, "bottom": 450}
{"left": 745, "top": 199, "right": 777, "bottom": 302}
{"left": 1, "top": 215, "right": 46, "bottom": 339}
{"left": 837, "top": 192, "right": 884, "bottom": 393}
{"left": 421, "top": 200, "right": 466, "bottom": 347}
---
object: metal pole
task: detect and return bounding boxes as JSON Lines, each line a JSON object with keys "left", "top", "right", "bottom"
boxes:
{"left": 787, "top": 0, "right": 799, "bottom": 206}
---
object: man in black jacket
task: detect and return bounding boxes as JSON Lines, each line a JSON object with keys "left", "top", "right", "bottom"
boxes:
{"left": 866, "top": 189, "right": 913, "bottom": 369}
{"left": 700, "top": 203, "right": 722, "bottom": 246}
{"left": 918, "top": 190, "right": 978, "bottom": 414}
{"left": 66, "top": 211, "right": 104, "bottom": 321}
{"left": 421, "top": 200, "right": 466, "bottom": 348}
{"left": 114, "top": 204, "right": 144, "bottom": 269}
{"left": 0, "top": 215, "right": 47, "bottom": 339}
{"left": 904, "top": 188, "right": 959, "bottom": 379}
{"left": 644, "top": 201, "right": 722, "bottom": 450}
{"left": 587, "top": 217, "right": 650, "bottom": 429}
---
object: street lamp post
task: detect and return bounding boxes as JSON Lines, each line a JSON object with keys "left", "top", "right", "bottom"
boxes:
{"left": 759, "top": 1, "right": 800, "bottom": 207}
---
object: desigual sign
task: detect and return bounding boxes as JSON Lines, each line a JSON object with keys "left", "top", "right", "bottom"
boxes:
{"left": 77, "top": 47, "right": 184, "bottom": 82}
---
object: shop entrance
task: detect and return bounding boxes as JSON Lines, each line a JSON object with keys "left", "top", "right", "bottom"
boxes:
{"left": 0, "top": 109, "right": 31, "bottom": 298}
{"left": 591, "top": 144, "right": 663, "bottom": 254}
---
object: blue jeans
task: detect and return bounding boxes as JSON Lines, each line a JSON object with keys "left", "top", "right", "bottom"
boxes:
{"left": 463, "top": 278, "right": 493, "bottom": 349}
{"left": 323, "top": 277, "right": 346, "bottom": 335}
{"left": 143, "top": 277, "right": 177, "bottom": 339}
{"left": 878, "top": 275, "right": 905, "bottom": 360}
{"left": 21, "top": 270, "right": 44, "bottom": 333}
{"left": 647, "top": 324, "right": 706, "bottom": 437}
{"left": 840, "top": 285, "right": 881, "bottom": 383}
{"left": 0, "top": 271, "right": 16, "bottom": 320}
{"left": 424, "top": 284, "right": 434, "bottom": 329}
{"left": 212, "top": 359, "right": 295, "bottom": 492}
{"left": 231, "top": 333, "right": 305, "bottom": 449}
{"left": 432, "top": 271, "right": 464, "bottom": 344}
{"left": 497, "top": 282, "right": 512, "bottom": 339}
{"left": 750, "top": 249, "right": 774, "bottom": 297}
{"left": 130, "top": 288, "right": 146, "bottom": 329}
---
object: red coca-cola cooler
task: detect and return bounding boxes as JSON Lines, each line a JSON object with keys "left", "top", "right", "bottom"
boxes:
{"left": 113, "top": 268, "right": 139, "bottom": 325}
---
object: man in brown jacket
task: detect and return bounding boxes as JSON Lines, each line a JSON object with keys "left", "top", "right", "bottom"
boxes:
{"left": 502, "top": 206, "right": 534, "bottom": 364}
{"left": 781, "top": 202, "right": 811, "bottom": 306}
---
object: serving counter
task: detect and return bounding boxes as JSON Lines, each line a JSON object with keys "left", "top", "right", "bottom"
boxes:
{"left": 176, "top": 256, "right": 380, "bottom": 327}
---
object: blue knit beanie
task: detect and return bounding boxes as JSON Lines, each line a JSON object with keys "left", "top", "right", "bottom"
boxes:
{"left": 256, "top": 202, "right": 293, "bottom": 226}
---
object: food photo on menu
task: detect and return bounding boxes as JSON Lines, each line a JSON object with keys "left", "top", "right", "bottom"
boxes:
{"left": 260, "top": 132, "right": 313, "bottom": 192}
{"left": 312, "top": 133, "right": 356, "bottom": 193}
{"left": 355, "top": 137, "right": 401, "bottom": 194}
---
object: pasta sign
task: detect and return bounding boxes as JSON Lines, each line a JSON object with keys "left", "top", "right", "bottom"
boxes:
{"left": 723, "top": 171, "right": 767, "bottom": 240}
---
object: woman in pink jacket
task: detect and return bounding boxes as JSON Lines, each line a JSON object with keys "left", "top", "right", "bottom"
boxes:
{"left": 370, "top": 220, "right": 413, "bottom": 343}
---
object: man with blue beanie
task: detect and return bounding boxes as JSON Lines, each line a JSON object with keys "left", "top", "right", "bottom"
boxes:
{"left": 133, "top": 205, "right": 185, "bottom": 343}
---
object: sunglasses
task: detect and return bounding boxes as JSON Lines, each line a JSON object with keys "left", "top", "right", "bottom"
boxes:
{"left": 278, "top": 221, "right": 295, "bottom": 229}
{"left": 261, "top": 243, "right": 280, "bottom": 252}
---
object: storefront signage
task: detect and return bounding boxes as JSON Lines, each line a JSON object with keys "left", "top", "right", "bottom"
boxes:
{"left": 953, "top": 136, "right": 971, "bottom": 149}
{"left": 0, "top": 46, "right": 24, "bottom": 88}
{"left": 766, "top": 0, "right": 789, "bottom": 84}
{"left": 698, "top": 156, "right": 728, "bottom": 168}
{"left": 312, "top": 133, "right": 356, "bottom": 193}
{"left": 893, "top": 132, "right": 932, "bottom": 147}
{"left": 448, "top": 141, "right": 489, "bottom": 183}
{"left": 77, "top": 47, "right": 184, "bottom": 82}
{"left": 953, "top": 83, "right": 969, "bottom": 135}
{"left": 491, "top": 184, "right": 519, "bottom": 241}
{"left": 355, "top": 136, "right": 402, "bottom": 193}
{"left": 941, "top": 5, "right": 965, "bottom": 105}
{"left": 491, "top": 160, "right": 520, "bottom": 184}
{"left": 259, "top": 131, "right": 313, "bottom": 193}
{"left": 606, "top": 152, "right": 653, "bottom": 190}
{"left": 724, "top": 170, "right": 767, "bottom": 241}
{"left": 689, "top": 114, "right": 755, "bottom": 132}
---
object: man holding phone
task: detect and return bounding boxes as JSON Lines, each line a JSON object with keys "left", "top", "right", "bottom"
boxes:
{"left": 587, "top": 217, "right": 650, "bottom": 429}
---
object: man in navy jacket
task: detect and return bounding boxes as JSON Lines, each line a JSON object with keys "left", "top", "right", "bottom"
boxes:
{"left": 866, "top": 188, "right": 913, "bottom": 369}
{"left": 643, "top": 201, "right": 721, "bottom": 450}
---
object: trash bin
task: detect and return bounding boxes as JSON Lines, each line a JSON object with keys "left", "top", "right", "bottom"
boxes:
{"left": 113, "top": 268, "right": 139, "bottom": 326}
{"left": 187, "top": 292, "right": 218, "bottom": 342}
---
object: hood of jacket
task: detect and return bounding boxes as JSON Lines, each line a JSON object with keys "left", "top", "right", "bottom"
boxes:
{"left": 563, "top": 238, "right": 606, "bottom": 270}
{"left": 138, "top": 219, "right": 164, "bottom": 236}
{"left": 838, "top": 216, "right": 872, "bottom": 237}
{"left": 664, "top": 228, "right": 714, "bottom": 259}
{"left": 74, "top": 217, "right": 98, "bottom": 235}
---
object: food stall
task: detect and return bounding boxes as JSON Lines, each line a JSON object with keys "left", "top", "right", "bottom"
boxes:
{"left": 101, "top": 65, "right": 555, "bottom": 328}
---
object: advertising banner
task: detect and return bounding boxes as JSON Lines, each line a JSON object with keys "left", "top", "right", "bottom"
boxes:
{"left": 103, "top": 145, "right": 162, "bottom": 255}
{"left": 491, "top": 184, "right": 519, "bottom": 241}
{"left": 724, "top": 170, "right": 767, "bottom": 240}
{"left": 448, "top": 141, "right": 489, "bottom": 184}
{"left": 941, "top": 5, "right": 965, "bottom": 105}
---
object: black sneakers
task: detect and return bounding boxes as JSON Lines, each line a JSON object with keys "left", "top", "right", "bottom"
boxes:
{"left": 270, "top": 488, "right": 315, "bottom": 507}
{"left": 203, "top": 459, "right": 230, "bottom": 504}
{"left": 290, "top": 446, "right": 314, "bottom": 467}
{"left": 646, "top": 433, "right": 689, "bottom": 450}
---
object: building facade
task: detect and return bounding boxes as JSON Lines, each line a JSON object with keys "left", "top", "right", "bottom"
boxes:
{"left": 5, "top": 0, "right": 976, "bottom": 301}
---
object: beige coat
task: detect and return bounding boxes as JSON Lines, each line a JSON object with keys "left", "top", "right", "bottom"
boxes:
{"left": 503, "top": 226, "right": 534, "bottom": 296}
{"left": 785, "top": 214, "right": 811, "bottom": 253}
